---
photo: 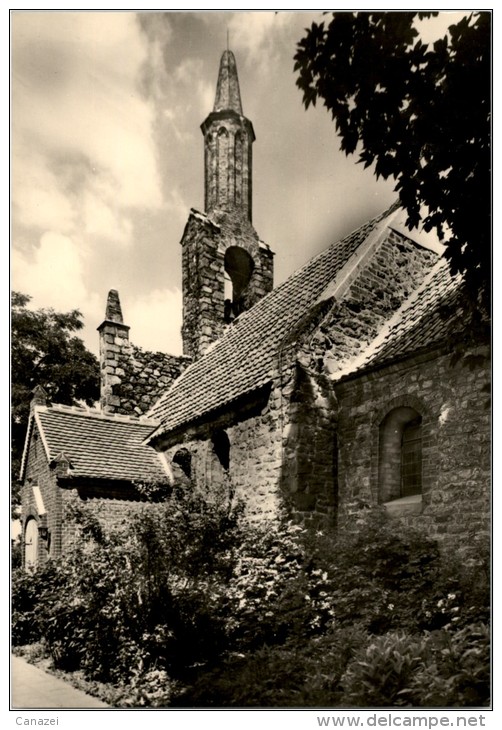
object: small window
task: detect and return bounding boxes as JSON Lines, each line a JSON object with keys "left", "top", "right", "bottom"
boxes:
{"left": 401, "top": 420, "right": 422, "bottom": 497}
{"left": 224, "top": 246, "right": 254, "bottom": 323}
{"left": 172, "top": 448, "right": 192, "bottom": 480}
{"left": 212, "top": 430, "right": 230, "bottom": 471}
{"left": 379, "top": 407, "right": 422, "bottom": 504}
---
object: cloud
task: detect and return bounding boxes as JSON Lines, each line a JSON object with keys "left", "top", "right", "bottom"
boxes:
{"left": 11, "top": 231, "right": 101, "bottom": 322}
{"left": 11, "top": 12, "right": 163, "bottom": 249}
{"left": 127, "top": 288, "right": 183, "bottom": 355}
{"left": 11, "top": 146, "right": 76, "bottom": 233}
{"left": 82, "top": 190, "right": 133, "bottom": 246}
{"left": 228, "top": 11, "right": 296, "bottom": 69}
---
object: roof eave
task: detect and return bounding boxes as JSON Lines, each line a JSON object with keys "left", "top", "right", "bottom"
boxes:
{"left": 147, "top": 381, "right": 272, "bottom": 450}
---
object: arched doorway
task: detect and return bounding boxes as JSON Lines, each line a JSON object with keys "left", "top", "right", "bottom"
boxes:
{"left": 24, "top": 518, "right": 38, "bottom": 570}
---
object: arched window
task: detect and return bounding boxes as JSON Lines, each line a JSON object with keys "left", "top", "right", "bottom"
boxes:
{"left": 224, "top": 246, "right": 254, "bottom": 322}
{"left": 24, "top": 518, "right": 38, "bottom": 570}
{"left": 378, "top": 407, "right": 422, "bottom": 504}
{"left": 172, "top": 448, "right": 192, "bottom": 480}
{"left": 234, "top": 131, "right": 243, "bottom": 206}
{"left": 212, "top": 430, "right": 230, "bottom": 471}
{"left": 217, "top": 126, "right": 229, "bottom": 204}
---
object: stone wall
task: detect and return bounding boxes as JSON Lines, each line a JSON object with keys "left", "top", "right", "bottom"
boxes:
{"left": 333, "top": 344, "right": 491, "bottom": 545}
{"left": 181, "top": 209, "right": 273, "bottom": 360}
{"left": 99, "top": 330, "right": 190, "bottom": 416}
{"left": 162, "top": 393, "right": 284, "bottom": 522}
{"left": 304, "top": 228, "right": 437, "bottom": 376}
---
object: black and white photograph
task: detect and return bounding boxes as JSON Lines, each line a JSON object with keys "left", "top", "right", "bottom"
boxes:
{"left": 10, "top": 7, "right": 492, "bottom": 719}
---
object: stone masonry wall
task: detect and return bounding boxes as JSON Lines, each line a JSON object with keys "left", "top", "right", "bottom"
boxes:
{"left": 100, "top": 328, "right": 191, "bottom": 416}
{"left": 162, "top": 395, "right": 284, "bottom": 522}
{"left": 181, "top": 209, "right": 273, "bottom": 360}
{"left": 159, "top": 355, "right": 337, "bottom": 527}
{"left": 304, "top": 228, "right": 437, "bottom": 376}
{"left": 334, "top": 345, "right": 491, "bottom": 546}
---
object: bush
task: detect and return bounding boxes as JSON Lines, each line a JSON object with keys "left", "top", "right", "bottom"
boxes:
{"left": 172, "top": 625, "right": 368, "bottom": 708}
{"left": 12, "top": 498, "right": 490, "bottom": 708}
{"left": 405, "top": 623, "right": 490, "bottom": 707}
{"left": 315, "top": 507, "right": 443, "bottom": 633}
{"left": 11, "top": 563, "right": 61, "bottom": 646}
{"left": 25, "top": 492, "right": 243, "bottom": 682}
{"left": 340, "top": 632, "right": 428, "bottom": 707}
{"left": 339, "top": 624, "right": 490, "bottom": 708}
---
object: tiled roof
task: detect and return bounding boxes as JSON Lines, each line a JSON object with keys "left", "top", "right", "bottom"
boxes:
{"left": 34, "top": 405, "right": 168, "bottom": 484}
{"left": 335, "top": 259, "right": 464, "bottom": 380}
{"left": 148, "top": 205, "right": 399, "bottom": 439}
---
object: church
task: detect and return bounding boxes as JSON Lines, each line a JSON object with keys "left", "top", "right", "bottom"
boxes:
{"left": 19, "top": 50, "right": 490, "bottom": 568}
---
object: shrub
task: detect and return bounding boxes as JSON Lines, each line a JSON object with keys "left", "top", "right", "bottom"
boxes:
{"left": 172, "top": 625, "right": 368, "bottom": 708}
{"left": 340, "top": 632, "right": 428, "bottom": 707}
{"left": 11, "top": 563, "right": 61, "bottom": 646}
{"left": 405, "top": 624, "right": 490, "bottom": 707}
{"left": 339, "top": 624, "right": 490, "bottom": 708}
{"left": 13, "top": 497, "right": 490, "bottom": 708}
{"left": 29, "top": 492, "right": 242, "bottom": 682}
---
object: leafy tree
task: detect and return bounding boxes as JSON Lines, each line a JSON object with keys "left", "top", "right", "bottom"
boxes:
{"left": 11, "top": 292, "right": 99, "bottom": 510}
{"left": 294, "top": 12, "right": 491, "bottom": 311}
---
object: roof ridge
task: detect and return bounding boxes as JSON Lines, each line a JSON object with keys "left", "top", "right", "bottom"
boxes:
{"left": 39, "top": 403, "right": 159, "bottom": 426}
{"left": 147, "top": 203, "right": 403, "bottom": 433}
{"left": 331, "top": 258, "right": 461, "bottom": 381}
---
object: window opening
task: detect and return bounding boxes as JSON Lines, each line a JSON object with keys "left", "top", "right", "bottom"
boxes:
{"left": 378, "top": 407, "right": 422, "bottom": 503}
{"left": 212, "top": 430, "right": 230, "bottom": 471}
{"left": 224, "top": 246, "right": 254, "bottom": 323}
{"left": 172, "top": 448, "right": 192, "bottom": 479}
{"left": 401, "top": 420, "right": 422, "bottom": 497}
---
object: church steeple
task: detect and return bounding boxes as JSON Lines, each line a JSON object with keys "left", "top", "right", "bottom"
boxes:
{"left": 180, "top": 49, "right": 274, "bottom": 361}
{"left": 213, "top": 50, "right": 243, "bottom": 114}
{"left": 201, "top": 49, "right": 255, "bottom": 222}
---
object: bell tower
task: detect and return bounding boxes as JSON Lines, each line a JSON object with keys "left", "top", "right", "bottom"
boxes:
{"left": 202, "top": 49, "right": 254, "bottom": 222}
{"left": 181, "top": 49, "right": 274, "bottom": 361}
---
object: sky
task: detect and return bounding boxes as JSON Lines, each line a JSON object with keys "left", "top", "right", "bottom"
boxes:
{"left": 11, "top": 9, "right": 466, "bottom": 357}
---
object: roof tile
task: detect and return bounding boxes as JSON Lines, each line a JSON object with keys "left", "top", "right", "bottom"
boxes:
{"left": 36, "top": 406, "right": 167, "bottom": 484}
{"left": 148, "top": 206, "right": 398, "bottom": 438}
{"left": 336, "top": 259, "right": 465, "bottom": 379}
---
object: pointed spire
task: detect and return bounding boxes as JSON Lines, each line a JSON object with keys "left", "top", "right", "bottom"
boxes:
{"left": 105, "top": 289, "right": 124, "bottom": 324}
{"left": 213, "top": 50, "right": 243, "bottom": 114}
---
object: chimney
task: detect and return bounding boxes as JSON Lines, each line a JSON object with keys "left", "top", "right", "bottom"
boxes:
{"left": 30, "top": 385, "right": 48, "bottom": 416}
{"left": 97, "top": 290, "right": 130, "bottom": 414}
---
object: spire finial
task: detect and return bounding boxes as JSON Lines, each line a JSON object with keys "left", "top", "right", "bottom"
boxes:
{"left": 213, "top": 49, "right": 243, "bottom": 114}
{"left": 105, "top": 289, "right": 124, "bottom": 324}
{"left": 227, "top": 28, "right": 229, "bottom": 51}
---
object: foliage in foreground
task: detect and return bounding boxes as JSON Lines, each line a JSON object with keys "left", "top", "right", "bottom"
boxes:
{"left": 12, "top": 498, "right": 490, "bottom": 708}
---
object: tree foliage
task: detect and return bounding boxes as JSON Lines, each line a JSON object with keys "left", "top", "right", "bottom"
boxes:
{"left": 294, "top": 12, "right": 491, "bottom": 309}
{"left": 11, "top": 292, "right": 99, "bottom": 507}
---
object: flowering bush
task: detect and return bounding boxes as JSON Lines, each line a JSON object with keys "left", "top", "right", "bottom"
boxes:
{"left": 13, "top": 499, "right": 489, "bottom": 707}
{"left": 14, "top": 493, "right": 242, "bottom": 682}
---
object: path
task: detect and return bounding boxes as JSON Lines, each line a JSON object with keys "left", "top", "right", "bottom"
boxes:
{"left": 11, "top": 655, "right": 109, "bottom": 709}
